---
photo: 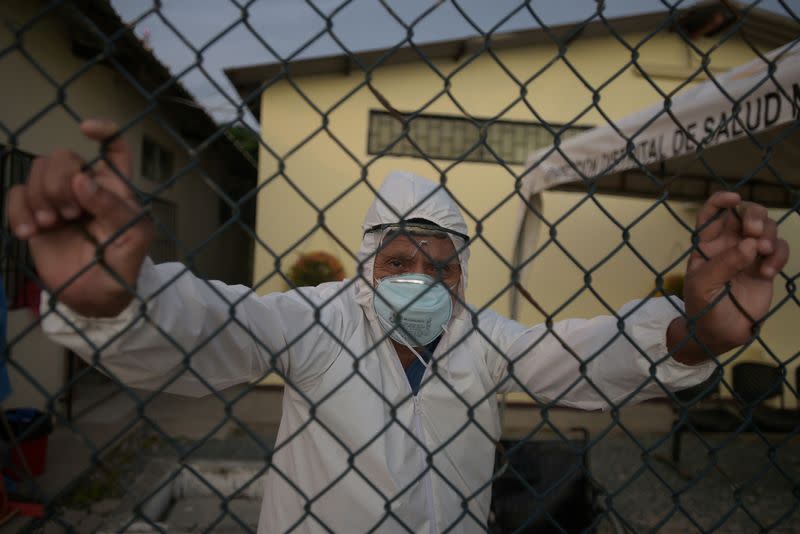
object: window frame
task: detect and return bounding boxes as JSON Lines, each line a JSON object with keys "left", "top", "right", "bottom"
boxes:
{"left": 149, "top": 197, "right": 178, "bottom": 264}
{"left": 140, "top": 135, "right": 175, "bottom": 183}
{"left": 367, "top": 110, "right": 591, "bottom": 166}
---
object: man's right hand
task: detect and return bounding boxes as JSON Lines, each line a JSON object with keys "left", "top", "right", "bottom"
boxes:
{"left": 6, "top": 119, "right": 154, "bottom": 317}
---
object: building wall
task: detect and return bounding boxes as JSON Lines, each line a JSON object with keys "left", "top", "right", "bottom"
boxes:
{"left": 255, "top": 29, "right": 799, "bottom": 404}
{"left": 0, "top": 1, "right": 252, "bottom": 409}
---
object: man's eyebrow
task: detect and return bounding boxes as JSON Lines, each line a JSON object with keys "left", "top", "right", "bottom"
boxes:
{"left": 379, "top": 250, "right": 415, "bottom": 259}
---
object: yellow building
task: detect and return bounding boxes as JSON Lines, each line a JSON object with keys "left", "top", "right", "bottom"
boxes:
{"left": 226, "top": 6, "right": 798, "bottom": 402}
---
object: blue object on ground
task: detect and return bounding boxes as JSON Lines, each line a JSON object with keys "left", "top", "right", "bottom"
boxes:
{"left": 2, "top": 475, "right": 16, "bottom": 493}
{"left": 0, "top": 409, "right": 52, "bottom": 441}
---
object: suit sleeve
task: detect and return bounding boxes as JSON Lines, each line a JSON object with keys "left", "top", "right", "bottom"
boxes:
{"left": 485, "top": 297, "right": 716, "bottom": 410}
{"left": 41, "top": 258, "right": 344, "bottom": 397}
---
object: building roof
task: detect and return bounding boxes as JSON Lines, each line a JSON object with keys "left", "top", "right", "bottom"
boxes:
{"left": 65, "top": 0, "right": 256, "bottom": 183}
{"left": 224, "top": 2, "right": 799, "bottom": 120}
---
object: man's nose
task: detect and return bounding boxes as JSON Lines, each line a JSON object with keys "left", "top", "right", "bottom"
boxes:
{"left": 409, "top": 255, "right": 427, "bottom": 275}
{"left": 409, "top": 256, "right": 447, "bottom": 279}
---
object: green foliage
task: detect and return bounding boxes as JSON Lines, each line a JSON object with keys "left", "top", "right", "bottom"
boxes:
{"left": 658, "top": 272, "right": 684, "bottom": 297}
{"left": 288, "top": 251, "right": 346, "bottom": 287}
{"left": 228, "top": 125, "right": 259, "bottom": 162}
{"left": 60, "top": 431, "right": 163, "bottom": 509}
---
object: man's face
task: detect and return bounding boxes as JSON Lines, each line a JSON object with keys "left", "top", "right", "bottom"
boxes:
{"left": 373, "top": 233, "right": 461, "bottom": 290}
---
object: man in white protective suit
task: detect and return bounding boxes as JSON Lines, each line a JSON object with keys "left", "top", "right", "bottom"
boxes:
{"left": 5, "top": 120, "right": 790, "bottom": 533}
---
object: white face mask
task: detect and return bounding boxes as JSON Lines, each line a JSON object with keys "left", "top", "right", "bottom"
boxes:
{"left": 372, "top": 273, "right": 453, "bottom": 349}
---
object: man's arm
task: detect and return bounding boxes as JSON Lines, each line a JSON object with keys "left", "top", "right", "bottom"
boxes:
{"left": 667, "top": 192, "right": 789, "bottom": 365}
{"left": 6, "top": 119, "right": 343, "bottom": 396}
{"left": 41, "top": 258, "right": 345, "bottom": 396}
{"left": 6, "top": 119, "right": 151, "bottom": 318}
{"left": 487, "top": 193, "right": 789, "bottom": 410}
{"left": 485, "top": 297, "right": 715, "bottom": 411}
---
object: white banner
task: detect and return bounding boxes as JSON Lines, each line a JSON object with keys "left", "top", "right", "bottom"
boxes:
{"left": 520, "top": 42, "right": 800, "bottom": 198}
{"left": 510, "top": 43, "right": 800, "bottom": 318}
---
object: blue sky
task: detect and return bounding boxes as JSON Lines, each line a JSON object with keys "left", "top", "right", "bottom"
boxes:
{"left": 110, "top": 0, "right": 797, "bottom": 125}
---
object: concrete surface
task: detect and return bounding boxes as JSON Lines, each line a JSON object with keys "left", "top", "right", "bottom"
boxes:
{"left": 165, "top": 497, "right": 260, "bottom": 533}
{"left": 4, "top": 379, "right": 798, "bottom": 532}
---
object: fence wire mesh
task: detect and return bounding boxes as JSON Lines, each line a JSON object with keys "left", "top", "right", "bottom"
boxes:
{"left": 0, "top": 0, "right": 799, "bottom": 532}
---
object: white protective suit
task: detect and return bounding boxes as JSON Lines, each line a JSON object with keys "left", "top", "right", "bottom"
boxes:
{"left": 43, "top": 171, "right": 714, "bottom": 533}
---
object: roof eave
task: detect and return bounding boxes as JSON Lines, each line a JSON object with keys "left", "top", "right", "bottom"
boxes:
{"left": 68, "top": 0, "right": 256, "bottom": 182}
{"left": 225, "top": 5, "right": 799, "bottom": 121}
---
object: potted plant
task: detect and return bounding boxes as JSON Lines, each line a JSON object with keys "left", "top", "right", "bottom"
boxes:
{"left": 288, "top": 251, "right": 346, "bottom": 287}
{"left": 656, "top": 272, "right": 684, "bottom": 297}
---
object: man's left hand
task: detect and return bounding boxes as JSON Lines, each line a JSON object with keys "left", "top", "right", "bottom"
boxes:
{"left": 668, "top": 192, "right": 790, "bottom": 365}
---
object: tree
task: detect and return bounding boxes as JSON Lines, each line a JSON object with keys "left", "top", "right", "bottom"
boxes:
{"left": 227, "top": 125, "right": 259, "bottom": 163}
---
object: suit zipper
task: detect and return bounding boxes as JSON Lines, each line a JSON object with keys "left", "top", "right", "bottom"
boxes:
{"left": 413, "top": 393, "right": 437, "bottom": 534}
{"left": 391, "top": 350, "right": 438, "bottom": 534}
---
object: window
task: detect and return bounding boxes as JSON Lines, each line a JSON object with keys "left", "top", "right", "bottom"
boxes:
{"left": 141, "top": 136, "right": 174, "bottom": 183}
{"left": 149, "top": 198, "right": 178, "bottom": 263}
{"left": 0, "top": 146, "right": 37, "bottom": 310}
{"left": 367, "top": 110, "right": 589, "bottom": 165}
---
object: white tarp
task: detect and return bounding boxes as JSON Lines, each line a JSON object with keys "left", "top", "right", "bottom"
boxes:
{"left": 511, "top": 42, "right": 800, "bottom": 317}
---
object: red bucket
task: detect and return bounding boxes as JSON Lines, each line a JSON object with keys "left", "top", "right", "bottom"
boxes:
{"left": 1, "top": 409, "right": 52, "bottom": 480}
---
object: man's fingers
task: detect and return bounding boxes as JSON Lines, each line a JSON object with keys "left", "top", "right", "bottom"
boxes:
{"left": 80, "top": 119, "right": 136, "bottom": 202}
{"left": 71, "top": 172, "right": 143, "bottom": 237}
{"left": 760, "top": 238, "right": 790, "bottom": 279}
{"left": 695, "top": 191, "right": 741, "bottom": 242}
{"left": 688, "top": 238, "right": 758, "bottom": 297}
{"left": 756, "top": 217, "right": 777, "bottom": 256}
{"left": 43, "top": 149, "right": 84, "bottom": 220}
{"left": 79, "top": 119, "right": 130, "bottom": 168}
{"left": 6, "top": 185, "right": 37, "bottom": 239}
{"left": 737, "top": 202, "right": 769, "bottom": 240}
{"left": 24, "top": 157, "right": 52, "bottom": 226}
{"left": 25, "top": 151, "right": 83, "bottom": 228}
{"left": 72, "top": 172, "right": 124, "bottom": 218}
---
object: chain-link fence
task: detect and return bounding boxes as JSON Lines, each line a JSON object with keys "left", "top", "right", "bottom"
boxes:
{"left": 1, "top": 0, "right": 799, "bottom": 532}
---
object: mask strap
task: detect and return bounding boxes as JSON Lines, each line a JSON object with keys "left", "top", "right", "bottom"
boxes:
{"left": 403, "top": 341, "right": 430, "bottom": 369}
